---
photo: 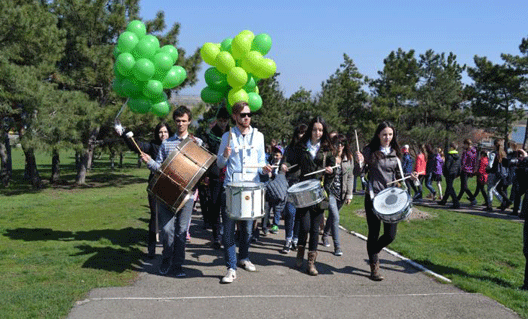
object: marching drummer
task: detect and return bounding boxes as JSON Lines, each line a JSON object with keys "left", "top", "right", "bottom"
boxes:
{"left": 216, "top": 101, "right": 272, "bottom": 284}
{"left": 141, "top": 105, "right": 203, "bottom": 278}
{"left": 360, "top": 121, "right": 418, "bottom": 281}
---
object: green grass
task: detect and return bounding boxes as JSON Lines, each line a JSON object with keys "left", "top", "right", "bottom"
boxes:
{"left": 339, "top": 185, "right": 528, "bottom": 318}
{"left": 1, "top": 147, "right": 527, "bottom": 318}
{"left": 1, "top": 148, "right": 150, "bottom": 318}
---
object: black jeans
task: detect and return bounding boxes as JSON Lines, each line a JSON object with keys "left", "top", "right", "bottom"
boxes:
{"left": 297, "top": 206, "right": 324, "bottom": 251}
{"left": 441, "top": 175, "right": 459, "bottom": 205}
{"left": 147, "top": 192, "right": 158, "bottom": 254}
{"left": 472, "top": 181, "right": 489, "bottom": 207}
{"left": 207, "top": 179, "right": 224, "bottom": 243}
{"left": 457, "top": 172, "right": 475, "bottom": 201}
{"left": 365, "top": 194, "right": 397, "bottom": 263}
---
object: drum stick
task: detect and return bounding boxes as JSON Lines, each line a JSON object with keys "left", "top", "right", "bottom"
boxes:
{"left": 129, "top": 136, "right": 144, "bottom": 155}
{"left": 387, "top": 175, "right": 413, "bottom": 185}
{"left": 304, "top": 164, "right": 340, "bottom": 177}
{"left": 244, "top": 165, "right": 279, "bottom": 169}
{"left": 354, "top": 130, "right": 360, "bottom": 153}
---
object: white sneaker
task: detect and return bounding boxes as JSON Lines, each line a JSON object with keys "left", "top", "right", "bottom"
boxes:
{"left": 237, "top": 260, "right": 257, "bottom": 272}
{"left": 221, "top": 268, "right": 236, "bottom": 284}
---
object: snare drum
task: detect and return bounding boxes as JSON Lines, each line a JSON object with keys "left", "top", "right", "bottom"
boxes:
{"left": 225, "top": 182, "right": 265, "bottom": 220}
{"left": 372, "top": 187, "right": 412, "bottom": 223}
{"left": 148, "top": 138, "right": 216, "bottom": 212}
{"left": 287, "top": 179, "right": 325, "bottom": 208}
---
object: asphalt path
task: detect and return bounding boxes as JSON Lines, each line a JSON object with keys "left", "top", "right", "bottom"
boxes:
{"left": 68, "top": 200, "right": 522, "bottom": 319}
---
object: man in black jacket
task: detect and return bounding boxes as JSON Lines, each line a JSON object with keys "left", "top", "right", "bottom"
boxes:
{"left": 438, "top": 142, "right": 461, "bottom": 209}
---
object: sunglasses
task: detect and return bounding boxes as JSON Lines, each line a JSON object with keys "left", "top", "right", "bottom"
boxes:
{"left": 239, "top": 112, "right": 252, "bottom": 118}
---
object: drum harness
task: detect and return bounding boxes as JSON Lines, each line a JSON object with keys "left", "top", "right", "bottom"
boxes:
{"left": 229, "top": 128, "right": 258, "bottom": 196}
{"left": 368, "top": 156, "right": 407, "bottom": 200}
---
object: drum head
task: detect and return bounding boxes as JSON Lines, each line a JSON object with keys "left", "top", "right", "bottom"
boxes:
{"left": 373, "top": 187, "right": 409, "bottom": 215}
{"left": 287, "top": 179, "right": 320, "bottom": 193}
{"left": 227, "top": 181, "right": 264, "bottom": 189}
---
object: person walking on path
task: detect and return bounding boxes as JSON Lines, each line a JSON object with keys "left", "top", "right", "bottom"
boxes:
{"left": 472, "top": 150, "right": 490, "bottom": 210}
{"left": 402, "top": 145, "right": 419, "bottom": 198}
{"left": 424, "top": 144, "right": 437, "bottom": 200}
{"left": 142, "top": 106, "right": 203, "bottom": 277}
{"left": 115, "top": 122, "right": 173, "bottom": 259}
{"left": 322, "top": 134, "right": 354, "bottom": 257}
{"left": 438, "top": 142, "right": 461, "bottom": 209}
{"left": 216, "top": 101, "right": 272, "bottom": 284}
{"left": 284, "top": 116, "right": 336, "bottom": 276}
{"left": 457, "top": 139, "right": 478, "bottom": 206}
{"left": 412, "top": 144, "right": 427, "bottom": 201}
{"left": 360, "top": 121, "right": 414, "bottom": 281}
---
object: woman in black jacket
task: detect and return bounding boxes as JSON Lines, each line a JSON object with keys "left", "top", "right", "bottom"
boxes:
{"left": 284, "top": 117, "right": 335, "bottom": 276}
{"left": 118, "top": 122, "right": 173, "bottom": 258}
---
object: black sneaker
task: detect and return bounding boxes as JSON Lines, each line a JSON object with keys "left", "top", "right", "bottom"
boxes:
{"left": 280, "top": 241, "right": 292, "bottom": 254}
{"left": 159, "top": 259, "right": 171, "bottom": 275}
{"left": 212, "top": 241, "right": 222, "bottom": 250}
{"left": 173, "top": 266, "right": 187, "bottom": 278}
{"left": 334, "top": 247, "right": 343, "bottom": 256}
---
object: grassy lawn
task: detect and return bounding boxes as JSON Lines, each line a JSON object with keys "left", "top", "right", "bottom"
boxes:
{"left": 1, "top": 147, "right": 527, "bottom": 318}
{"left": 1, "top": 148, "right": 150, "bottom": 318}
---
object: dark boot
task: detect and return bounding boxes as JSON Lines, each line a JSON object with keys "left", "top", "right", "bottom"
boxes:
{"left": 307, "top": 251, "right": 318, "bottom": 276}
{"left": 369, "top": 255, "right": 384, "bottom": 281}
{"left": 295, "top": 245, "right": 305, "bottom": 269}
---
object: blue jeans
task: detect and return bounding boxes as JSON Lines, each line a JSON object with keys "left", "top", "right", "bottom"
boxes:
{"left": 221, "top": 192, "right": 253, "bottom": 270}
{"left": 424, "top": 172, "right": 436, "bottom": 196}
{"left": 283, "top": 201, "right": 296, "bottom": 240}
{"left": 323, "top": 194, "right": 343, "bottom": 249}
{"left": 157, "top": 198, "right": 194, "bottom": 267}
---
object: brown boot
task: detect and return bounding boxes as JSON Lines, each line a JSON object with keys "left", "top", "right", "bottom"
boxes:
{"left": 295, "top": 245, "right": 305, "bottom": 269}
{"left": 369, "top": 259, "right": 384, "bottom": 281}
{"left": 307, "top": 251, "right": 318, "bottom": 276}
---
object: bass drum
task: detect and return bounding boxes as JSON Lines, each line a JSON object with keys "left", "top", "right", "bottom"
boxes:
{"left": 148, "top": 137, "right": 216, "bottom": 212}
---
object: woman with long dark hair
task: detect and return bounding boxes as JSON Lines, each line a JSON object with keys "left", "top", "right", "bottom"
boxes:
{"left": 321, "top": 134, "right": 354, "bottom": 256}
{"left": 284, "top": 117, "right": 335, "bottom": 276}
{"left": 117, "top": 122, "right": 173, "bottom": 258}
{"left": 361, "top": 121, "right": 404, "bottom": 281}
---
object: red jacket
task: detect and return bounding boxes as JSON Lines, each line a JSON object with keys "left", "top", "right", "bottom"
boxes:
{"left": 414, "top": 153, "right": 426, "bottom": 175}
{"left": 477, "top": 157, "right": 488, "bottom": 184}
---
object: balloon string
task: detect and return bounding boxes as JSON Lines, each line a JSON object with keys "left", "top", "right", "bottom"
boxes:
{"left": 114, "top": 99, "right": 129, "bottom": 123}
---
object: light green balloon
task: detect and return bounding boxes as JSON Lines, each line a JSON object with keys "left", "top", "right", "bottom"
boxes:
{"left": 117, "top": 31, "right": 139, "bottom": 53}
{"left": 215, "top": 51, "right": 236, "bottom": 74}
{"left": 115, "top": 52, "right": 135, "bottom": 77}
{"left": 126, "top": 20, "right": 147, "bottom": 40}
{"left": 150, "top": 100, "right": 171, "bottom": 117}
{"left": 231, "top": 31, "right": 254, "bottom": 60}
{"left": 200, "top": 42, "right": 220, "bottom": 66}
{"left": 253, "top": 58, "right": 276, "bottom": 79}
{"left": 251, "top": 33, "right": 272, "bottom": 55}
{"left": 241, "top": 51, "right": 263, "bottom": 75}
{"left": 227, "top": 67, "right": 248, "bottom": 89}
{"left": 228, "top": 88, "right": 249, "bottom": 106}
{"left": 247, "top": 92, "right": 263, "bottom": 112}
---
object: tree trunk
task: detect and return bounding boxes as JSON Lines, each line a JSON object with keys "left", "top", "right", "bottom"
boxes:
{"left": 23, "top": 147, "right": 42, "bottom": 188}
{"left": 75, "top": 150, "right": 89, "bottom": 185}
{"left": 86, "top": 127, "right": 99, "bottom": 170}
{"left": 50, "top": 150, "right": 60, "bottom": 184}
{"left": 0, "top": 131, "right": 12, "bottom": 187}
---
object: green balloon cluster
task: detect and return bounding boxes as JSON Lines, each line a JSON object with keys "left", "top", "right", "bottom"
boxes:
{"left": 200, "top": 30, "right": 275, "bottom": 113}
{"left": 112, "top": 20, "right": 187, "bottom": 117}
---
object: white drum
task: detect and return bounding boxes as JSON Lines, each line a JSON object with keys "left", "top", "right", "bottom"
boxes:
{"left": 372, "top": 187, "right": 412, "bottom": 223}
{"left": 287, "top": 179, "right": 325, "bottom": 208}
{"left": 225, "top": 182, "right": 265, "bottom": 220}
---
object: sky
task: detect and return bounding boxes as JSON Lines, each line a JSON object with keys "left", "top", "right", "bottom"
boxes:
{"left": 139, "top": 0, "right": 528, "bottom": 98}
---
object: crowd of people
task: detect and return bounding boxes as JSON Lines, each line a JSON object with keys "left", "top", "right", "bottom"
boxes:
{"left": 116, "top": 104, "right": 528, "bottom": 290}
